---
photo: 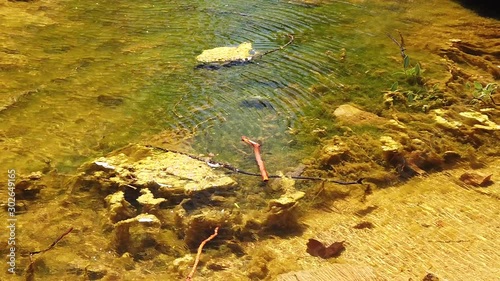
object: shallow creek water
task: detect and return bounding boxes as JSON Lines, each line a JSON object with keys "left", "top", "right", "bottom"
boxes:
{"left": 1, "top": 0, "right": 499, "bottom": 280}
{"left": 1, "top": 0, "right": 430, "bottom": 173}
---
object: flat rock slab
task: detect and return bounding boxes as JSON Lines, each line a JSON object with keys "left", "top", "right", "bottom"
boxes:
{"left": 75, "top": 144, "right": 237, "bottom": 194}
{"left": 196, "top": 42, "right": 255, "bottom": 64}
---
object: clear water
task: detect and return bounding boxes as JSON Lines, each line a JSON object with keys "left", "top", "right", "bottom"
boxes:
{"left": 0, "top": 0, "right": 422, "bottom": 174}
{"left": 2, "top": 1, "right": 499, "bottom": 280}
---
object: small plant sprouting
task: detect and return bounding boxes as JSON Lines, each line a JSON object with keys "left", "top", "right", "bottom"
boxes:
{"left": 467, "top": 81, "right": 498, "bottom": 105}
{"left": 383, "top": 81, "right": 446, "bottom": 112}
{"left": 403, "top": 55, "right": 421, "bottom": 77}
{"left": 387, "top": 31, "right": 423, "bottom": 84}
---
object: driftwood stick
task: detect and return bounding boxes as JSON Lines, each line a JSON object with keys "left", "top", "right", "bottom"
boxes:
{"left": 241, "top": 136, "right": 269, "bottom": 181}
{"left": 186, "top": 226, "right": 219, "bottom": 281}
{"left": 257, "top": 34, "right": 295, "bottom": 57}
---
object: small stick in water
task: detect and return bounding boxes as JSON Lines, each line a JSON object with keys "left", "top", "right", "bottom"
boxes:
{"left": 186, "top": 226, "right": 219, "bottom": 281}
{"left": 26, "top": 227, "right": 74, "bottom": 281}
{"left": 241, "top": 136, "right": 269, "bottom": 181}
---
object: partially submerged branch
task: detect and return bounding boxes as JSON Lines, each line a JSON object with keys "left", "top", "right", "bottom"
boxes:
{"left": 241, "top": 136, "right": 269, "bottom": 181}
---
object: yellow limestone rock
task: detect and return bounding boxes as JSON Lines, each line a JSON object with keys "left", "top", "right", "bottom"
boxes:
{"left": 433, "top": 109, "right": 462, "bottom": 130}
{"left": 77, "top": 144, "right": 237, "bottom": 195}
{"left": 333, "top": 104, "right": 386, "bottom": 125}
{"left": 264, "top": 190, "right": 305, "bottom": 231}
{"left": 196, "top": 42, "right": 254, "bottom": 63}
{"left": 271, "top": 191, "right": 305, "bottom": 209}
{"left": 459, "top": 111, "right": 490, "bottom": 123}
{"left": 380, "top": 136, "right": 402, "bottom": 153}
{"left": 105, "top": 191, "right": 136, "bottom": 223}
{"left": 137, "top": 188, "right": 166, "bottom": 211}
{"left": 459, "top": 111, "right": 500, "bottom": 131}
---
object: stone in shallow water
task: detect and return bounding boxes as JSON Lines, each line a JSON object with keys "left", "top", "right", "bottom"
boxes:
{"left": 75, "top": 144, "right": 236, "bottom": 193}
{"left": 137, "top": 188, "right": 166, "bottom": 211}
{"left": 105, "top": 190, "right": 137, "bottom": 223}
{"left": 196, "top": 42, "right": 255, "bottom": 63}
{"left": 112, "top": 213, "right": 162, "bottom": 256}
{"left": 263, "top": 190, "right": 305, "bottom": 231}
{"left": 320, "top": 138, "right": 350, "bottom": 166}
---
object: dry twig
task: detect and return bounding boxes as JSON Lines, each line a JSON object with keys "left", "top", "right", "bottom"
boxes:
{"left": 387, "top": 30, "right": 407, "bottom": 59}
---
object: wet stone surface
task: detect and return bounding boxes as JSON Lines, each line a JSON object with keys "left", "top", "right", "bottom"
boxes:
{"left": 72, "top": 144, "right": 237, "bottom": 197}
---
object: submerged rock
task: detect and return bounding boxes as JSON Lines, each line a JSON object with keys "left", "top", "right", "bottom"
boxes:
{"left": 71, "top": 144, "right": 239, "bottom": 258}
{"left": 112, "top": 214, "right": 162, "bottom": 256}
{"left": 13, "top": 171, "right": 45, "bottom": 200}
{"left": 240, "top": 97, "right": 275, "bottom": 110}
{"left": 263, "top": 191, "right": 305, "bottom": 232}
{"left": 333, "top": 104, "right": 386, "bottom": 126}
{"left": 105, "top": 191, "right": 136, "bottom": 223}
{"left": 320, "top": 137, "right": 351, "bottom": 166}
{"left": 459, "top": 172, "right": 493, "bottom": 187}
{"left": 73, "top": 144, "right": 237, "bottom": 197}
{"left": 97, "top": 94, "right": 124, "bottom": 107}
{"left": 137, "top": 188, "right": 166, "bottom": 212}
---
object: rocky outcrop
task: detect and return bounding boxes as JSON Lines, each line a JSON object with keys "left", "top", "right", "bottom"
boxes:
{"left": 70, "top": 144, "right": 239, "bottom": 256}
